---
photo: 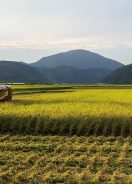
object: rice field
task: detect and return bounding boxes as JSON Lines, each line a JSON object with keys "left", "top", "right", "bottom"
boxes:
{"left": 0, "top": 85, "right": 132, "bottom": 183}
{"left": 0, "top": 135, "right": 131, "bottom": 184}
{"left": 0, "top": 85, "right": 132, "bottom": 136}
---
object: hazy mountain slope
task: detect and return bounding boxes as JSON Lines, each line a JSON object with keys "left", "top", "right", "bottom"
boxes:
{"left": 0, "top": 61, "right": 45, "bottom": 83}
{"left": 0, "top": 60, "right": 112, "bottom": 84}
{"left": 38, "top": 66, "right": 112, "bottom": 84}
{"left": 0, "top": 49, "right": 126, "bottom": 84}
{"left": 31, "top": 50, "right": 124, "bottom": 70}
{"left": 103, "top": 64, "right": 132, "bottom": 84}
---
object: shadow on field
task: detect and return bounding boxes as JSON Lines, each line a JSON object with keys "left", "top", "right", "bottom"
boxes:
{"left": 11, "top": 98, "right": 132, "bottom": 107}
{"left": 110, "top": 101, "right": 132, "bottom": 108}
{"left": 11, "top": 99, "right": 100, "bottom": 106}
{"left": 13, "top": 86, "right": 73, "bottom": 91}
{"left": 14, "top": 89, "right": 74, "bottom": 95}
{"left": 12, "top": 99, "right": 68, "bottom": 105}
{"left": 0, "top": 114, "right": 131, "bottom": 137}
{"left": 12, "top": 90, "right": 75, "bottom": 105}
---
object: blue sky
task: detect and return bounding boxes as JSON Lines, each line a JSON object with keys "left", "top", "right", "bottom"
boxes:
{"left": 0, "top": 0, "right": 132, "bottom": 64}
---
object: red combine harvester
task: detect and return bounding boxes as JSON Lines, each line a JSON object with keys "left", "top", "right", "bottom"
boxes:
{"left": 0, "top": 85, "right": 12, "bottom": 102}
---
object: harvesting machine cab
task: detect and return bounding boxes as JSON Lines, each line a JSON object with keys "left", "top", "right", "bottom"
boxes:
{"left": 0, "top": 84, "right": 12, "bottom": 102}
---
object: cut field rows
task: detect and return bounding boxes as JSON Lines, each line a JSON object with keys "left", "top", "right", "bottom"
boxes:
{"left": 0, "top": 135, "right": 132, "bottom": 184}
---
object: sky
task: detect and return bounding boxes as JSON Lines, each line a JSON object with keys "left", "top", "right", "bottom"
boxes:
{"left": 0, "top": 0, "right": 132, "bottom": 64}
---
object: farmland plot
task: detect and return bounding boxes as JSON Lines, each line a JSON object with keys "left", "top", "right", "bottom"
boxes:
{"left": 0, "top": 86, "right": 132, "bottom": 183}
{"left": 0, "top": 88, "right": 132, "bottom": 136}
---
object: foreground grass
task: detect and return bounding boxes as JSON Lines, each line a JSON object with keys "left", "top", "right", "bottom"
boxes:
{"left": 0, "top": 89, "right": 132, "bottom": 136}
{"left": 0, "top": 135, "right": 131, "bottom": 184}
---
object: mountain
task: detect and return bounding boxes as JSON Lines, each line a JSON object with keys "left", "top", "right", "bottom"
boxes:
{"left": 103, "top": 64, "right": 132, "bottom": 84}
{"left": 0, "top": 60, "right": 112, "bottom": 84}
{"left": 0, "top": 50, "right": 125, "bottom": 84}
{"left": 37, "top": 66, "right": 112, "bottom": 84}
{"left": 0, "top": 61, "right": 45, "bottom": 83}
{"left": 31, "top": 50, "right": 124, "bottom": 70}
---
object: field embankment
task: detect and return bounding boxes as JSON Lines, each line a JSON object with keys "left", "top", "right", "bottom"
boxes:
{"left": 12, "top": 84, "right": 132, "bottom": 95}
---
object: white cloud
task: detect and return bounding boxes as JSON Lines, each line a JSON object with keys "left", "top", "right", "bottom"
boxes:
{"left": 0, "top": 37, "right": 132, "bottom": 51}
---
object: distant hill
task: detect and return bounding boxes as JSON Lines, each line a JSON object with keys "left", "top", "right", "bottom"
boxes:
{"left": 0, "top": 61, "right": 45, "bottom": 83}
{"left": 31, "top": 50, "right": 123, "bottom": 70}
{"left": 0, "top": 60, "right": 112, "bottom": 84}
{"left": 103, "top": 64, "right": 132, "bottom": 84}
{"left": 0, "top": 50, "right": 125, "bottom": 84}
